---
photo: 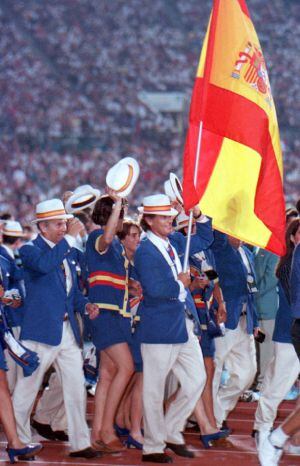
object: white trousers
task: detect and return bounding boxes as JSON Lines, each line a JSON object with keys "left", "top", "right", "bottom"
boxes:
{"left": 254, "top": 342, "right": 300, "bottom": 431}
{"left": 213, "top": 316, "right": 257, "bottom": 427}
{"left": 34, "top": 371, "right": 67, "bottom": 432}
{"left": 141, "top": 319, "right": 206, "bottom": 455}
{"left": 13, "top": 322, "right": 90, "bottom": 452}
{"left": 5, "top": 326, "right": 21, "bottom": 394}
{"left": 257, "top": 319, "right": 275, "bottom": 384}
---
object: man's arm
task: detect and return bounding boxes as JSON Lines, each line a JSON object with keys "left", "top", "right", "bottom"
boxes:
{"left": 20, "top": 239, "right": 73, "bottom": 274}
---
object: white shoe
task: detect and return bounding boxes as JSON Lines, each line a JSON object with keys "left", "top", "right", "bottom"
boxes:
{"left": 258, "top": 435, "right": 283, "bottom": 466}
{"left": 284, "top": 442, "right": 300, "bottom": 455}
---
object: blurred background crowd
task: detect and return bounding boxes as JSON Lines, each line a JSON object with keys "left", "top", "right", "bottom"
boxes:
{"left": 0, "top": 0, "right": 299, "bottom": 221}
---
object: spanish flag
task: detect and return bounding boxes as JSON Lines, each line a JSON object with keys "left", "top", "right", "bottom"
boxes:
{"left": 183, "top": 0, "right": 286, "bottom": 255}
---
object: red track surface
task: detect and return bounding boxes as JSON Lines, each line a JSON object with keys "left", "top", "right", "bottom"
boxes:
{"left": 1, "top": 399, "right": 299, "bottom": 465}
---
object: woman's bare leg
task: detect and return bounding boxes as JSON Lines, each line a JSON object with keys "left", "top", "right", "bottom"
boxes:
{"left": 115, "top": 373, "right": 135, "bottom": 430}
{"left": 201, "top": 357, "right": 218, "bottom": 429}
{"left": 0, "top": 370, "right": 24, "bottom": 448}
{"left": 129, "top": 373, "right": 143, "bottom": 443}
{"left": 194, "top": 397, "right": 218, "bottom": 435}
{"left": 91, "top": 351, "right": 116, "bottom": 443}
{"left": 100, "top": 343, "right": 134, "bottom": 444}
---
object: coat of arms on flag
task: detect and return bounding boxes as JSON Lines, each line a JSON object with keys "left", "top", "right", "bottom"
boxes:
{"left": 231, "top": 41, "right": 272, "bottom": 106}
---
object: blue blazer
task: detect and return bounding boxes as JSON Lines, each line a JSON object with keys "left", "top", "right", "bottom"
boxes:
{"left": 134, "top": 221, "right": 213, "bottom": 344}
{"left": 211, "top": 231, "right": 258, "bottom": 334}
{"left": 291, "top": 243, "right": 300, "bottom": 319}
{"left": 273, "top": 282, "right": 294, "bottom": 344}
{"left": 0, "top": 246, "right": 25, "bottom": 328}
{"left": 20, "top": 235, "right": 88, "bottom": 346}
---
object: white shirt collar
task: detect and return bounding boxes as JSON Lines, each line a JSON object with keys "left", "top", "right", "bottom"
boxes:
{"left": 147, "top": 230, "right": 169, "bottom": 248}
{"left": 238, "top": 246, "right": 251, "bottom": 273}
{"left": 40, "top": 234, "right": 56, "bottom": 249}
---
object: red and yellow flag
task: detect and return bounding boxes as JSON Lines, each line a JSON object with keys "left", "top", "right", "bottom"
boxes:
{"left": 183, "top": 0, "right": 286, "bottom": 255}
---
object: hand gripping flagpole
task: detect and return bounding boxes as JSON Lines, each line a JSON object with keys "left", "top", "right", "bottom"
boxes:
{"left": 183, "top": 120, "right": 203, "bottom": 272}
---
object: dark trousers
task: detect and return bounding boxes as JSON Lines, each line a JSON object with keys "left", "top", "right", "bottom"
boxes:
{"left": 291, "top": 319, "right": 300, "bottom": 362}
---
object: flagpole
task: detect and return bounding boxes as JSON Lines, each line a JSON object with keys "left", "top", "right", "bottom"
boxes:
{"left": 183, "top": 120, "right": 203, "bottom": 272}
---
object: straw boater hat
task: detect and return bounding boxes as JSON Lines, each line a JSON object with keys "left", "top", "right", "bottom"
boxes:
{"left": 2, "top": 220, "right": 24, "bottom": 237}
{"left": 106, "top": 156, "right": 140, "bottom": 198}
{"left": 65, "top": 184, "right": 101, "bottom": 214}
{"left": 174, "top": 211, "right": 190, "bottom": 231}
{"left": 32, "top": 199, "right": 73, "bottom": 224}
{"left": 164, "top": 173, "right": 184, "bottom": 204}
{"left": 138, "top": 194, "right": 178, "bottom": 217}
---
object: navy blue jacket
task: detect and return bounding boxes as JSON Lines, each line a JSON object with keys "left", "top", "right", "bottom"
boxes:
{"left": 0, "top": 245, "right": 25, "bottom": 327}
{"left": 134, "top": 220, "right": 213, "bottom": 344}
{"left": 211, "top": 231, "right": 258, "bottom": 334}
{"left": 273, "top": 282, "right": 294, "bottom": 344}
{"left": 20, "top": 235, "right": 88, "bottom": 346}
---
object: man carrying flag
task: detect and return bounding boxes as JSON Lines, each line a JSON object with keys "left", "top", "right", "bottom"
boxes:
{"left": 183, "top": 0, "right": 286, "bottom": 256}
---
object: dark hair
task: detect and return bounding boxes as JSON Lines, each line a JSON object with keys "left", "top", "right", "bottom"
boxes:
{"left": 296, "top": 199, "right": 300, "bottom": 215}
{"left": 276, "top": 218, "right": 300, "bottom": 278}
{"left": 91, "top": 195, "right": 125, "bottom": 226}
{"left": 140, "top": 214, "right": 156, "bottom": 232}
{"left": 178, "top": 227, "right": 186, "bottom": 236}
{"left": 2, "top": 235, "right": 21, "bottom": 245}
{"left": 23, "top": 225, "right": 33, "bottom": 233}
{"left": 0, "top": 212, "right": 13, "bottom": 221}
{"left": 92, "top": 196, "right": 114, "bottom": 226}
{"left": 286, "top": 208, "right": 298, "bottom": 222}
{"left": 75, "top": 211, "right": 90, "bottom": 227}
{"left": 117, "top": 220, "right": 141, "bottom": 240}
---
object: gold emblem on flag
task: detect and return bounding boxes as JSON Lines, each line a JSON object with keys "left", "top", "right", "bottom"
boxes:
{"left": 231, "top": 41, "right": 273, "bottom": 107}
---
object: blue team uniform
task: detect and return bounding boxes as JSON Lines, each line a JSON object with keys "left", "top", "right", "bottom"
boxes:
{"left": 85, "top": 229, "right": 132, "bottom": 351}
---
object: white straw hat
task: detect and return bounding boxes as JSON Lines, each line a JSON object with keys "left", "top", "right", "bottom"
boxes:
{"left": 106, "top": 156, "right": 140, "bottom": 198}
{"left": 32, "top": 199, "right": 73, "bottom": 224}
{"left": 138, "top": 194, "right": 178, "bottom": 217}
{"left": 2, "top": 220, "right": 24, "bottom": 237}
{"left": 164, "top": 173, "right": 183, "bottom": 204}
{"left": 65, "top": 184, "right": 101, "bottom": 214}
{"left": 174, "top": 211, "right": 190, "bottom": 231}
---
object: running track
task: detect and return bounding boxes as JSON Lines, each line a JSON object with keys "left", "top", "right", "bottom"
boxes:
{"left": 1, "top": 399, "right": 299, "bottom": 465}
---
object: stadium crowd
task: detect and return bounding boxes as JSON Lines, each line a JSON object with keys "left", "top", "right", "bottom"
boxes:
{"left": 0, "top": 0, "right": 299, "bottom": 222}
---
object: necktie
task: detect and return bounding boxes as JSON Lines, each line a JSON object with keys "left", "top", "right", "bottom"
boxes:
{"left": 61, "top": 263, "right": 67, "bottom": 288}
{"left": 166, "top": 243, "right": 179, "bottom": 274}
